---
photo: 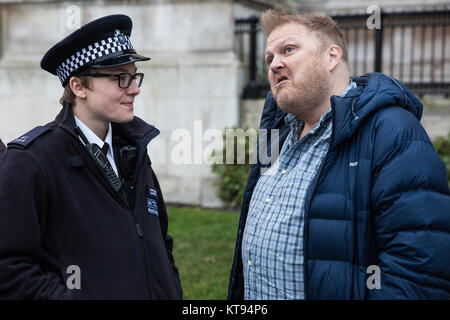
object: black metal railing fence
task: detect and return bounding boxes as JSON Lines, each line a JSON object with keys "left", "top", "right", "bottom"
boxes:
{"left": 235, "top": 9, "right": 450, "bottom": 98}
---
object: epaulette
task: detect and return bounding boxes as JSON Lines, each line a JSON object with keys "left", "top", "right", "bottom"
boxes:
{"left": 7, "top": 126, "right": 52, "bottom": 150}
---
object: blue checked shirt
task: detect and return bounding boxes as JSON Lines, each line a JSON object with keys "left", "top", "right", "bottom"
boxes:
{"left": 242, "top": 82, "right": 356, "bottom": 300}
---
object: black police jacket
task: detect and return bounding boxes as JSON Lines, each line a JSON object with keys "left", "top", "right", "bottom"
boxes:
{"left": 0, "top": 138, "right": 5, "bottom": 155}
{"left": 0, "top": 105, "right": 182, "bottom": 299}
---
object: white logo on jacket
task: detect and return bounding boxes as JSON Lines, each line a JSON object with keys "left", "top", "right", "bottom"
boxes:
{"left": 66, "top": 265, "right": 81, "bottom": 290}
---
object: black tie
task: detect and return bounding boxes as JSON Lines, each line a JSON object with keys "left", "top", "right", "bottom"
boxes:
{"left": 101, "top": 142, "right": 109, "bottom": 155}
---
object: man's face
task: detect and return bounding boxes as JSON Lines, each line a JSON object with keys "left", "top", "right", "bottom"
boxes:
{"left": 84, "top": 62, "right": 140, "bottom": 124}
{"left": 265, "top": 23, "right": 331, "bottom": 117}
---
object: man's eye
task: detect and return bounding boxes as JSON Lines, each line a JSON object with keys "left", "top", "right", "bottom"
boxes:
{"left": 285, "top": 47, "right": 294, "bottom": 54}
{"left": 266, "top": 57, "right": 273, "bottom": 65}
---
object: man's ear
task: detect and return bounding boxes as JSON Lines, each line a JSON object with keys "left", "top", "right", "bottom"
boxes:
{"left": 327, "top": 44, "right": 342, "bottom": 72}
{"left": 69, "top": 76, "right": 87, "bottom": 99}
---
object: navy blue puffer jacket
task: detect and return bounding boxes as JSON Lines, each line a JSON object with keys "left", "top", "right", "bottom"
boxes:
{"left": 228, "top": 73, "right": 450, "bottom": 299}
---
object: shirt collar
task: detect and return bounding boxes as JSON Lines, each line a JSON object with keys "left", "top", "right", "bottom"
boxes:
{"left": 74, "top": 115, "right": 113, "bottom": 148}
{"left": 340, "top": 80, "right": 357, "bottom": 97}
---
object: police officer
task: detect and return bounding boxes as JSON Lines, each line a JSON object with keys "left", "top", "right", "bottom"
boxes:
{"left": 0, "top": 15, "right": 182, "bottom": 299}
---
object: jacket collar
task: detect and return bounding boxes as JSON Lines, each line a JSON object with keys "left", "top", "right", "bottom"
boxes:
{"left": 330, "top": 73, "right": 423, "bottom": 149}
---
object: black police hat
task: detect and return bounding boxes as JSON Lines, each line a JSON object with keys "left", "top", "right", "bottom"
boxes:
{"left": 41, "top": 14, "right": 150, "bottom": 87}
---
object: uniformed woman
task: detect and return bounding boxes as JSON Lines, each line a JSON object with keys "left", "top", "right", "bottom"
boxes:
{"left": 0, "top": 15, "right": 182, "bottom": 299}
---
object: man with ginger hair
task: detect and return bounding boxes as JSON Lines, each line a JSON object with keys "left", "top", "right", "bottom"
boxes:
{"left": 228, "top": 7, "right": 450, "bottom": 300}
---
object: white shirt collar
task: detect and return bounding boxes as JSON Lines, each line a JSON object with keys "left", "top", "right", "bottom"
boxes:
{"left": 74, "top": 115, "right": 119, "bottom": 176}
{"left": 74, "top": 115, "right": 113, "bottom": 148}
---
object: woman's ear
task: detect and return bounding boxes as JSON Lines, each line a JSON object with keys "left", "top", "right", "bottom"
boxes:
{"left": 69, "top": 76, "right": 87, "bottom": 99}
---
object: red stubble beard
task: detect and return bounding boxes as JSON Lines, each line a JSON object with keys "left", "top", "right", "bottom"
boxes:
{"left": 271, "top": 63, "right": 331, "bottom": 119}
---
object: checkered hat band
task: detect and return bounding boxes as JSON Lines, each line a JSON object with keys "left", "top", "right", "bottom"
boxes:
{"left": 56, "top": 34, "right": 133, "bottom": 85}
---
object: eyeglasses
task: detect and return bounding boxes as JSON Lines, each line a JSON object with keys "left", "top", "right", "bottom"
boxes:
{"left": 82, "top": 72, "right": 144, "bottom": 89}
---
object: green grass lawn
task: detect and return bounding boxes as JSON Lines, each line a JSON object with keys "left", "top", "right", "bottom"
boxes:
{"left": 167, "top": 206, "right": 240, "bottom": 300}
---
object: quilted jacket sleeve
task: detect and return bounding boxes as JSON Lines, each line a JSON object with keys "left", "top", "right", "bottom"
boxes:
{"left": 369, "top": 107, "right": 450, "bottom": 299}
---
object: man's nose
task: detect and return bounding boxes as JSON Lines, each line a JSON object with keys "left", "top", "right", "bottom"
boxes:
{"left": 269, "top": 55, "right": 284, "bottom": 73}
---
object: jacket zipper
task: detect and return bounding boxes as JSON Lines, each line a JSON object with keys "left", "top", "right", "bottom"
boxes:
{"left": 63, "top": 124, "right": 156, "bottom": 298}
{"left": 129, "top": 130, "right": 160, "bottom": 299}
{"left": 302, "top": 149, "right": 331, "bottom": 300}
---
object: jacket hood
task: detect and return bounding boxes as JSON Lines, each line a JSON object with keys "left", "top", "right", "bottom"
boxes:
{"left": 330, "top": 73, "right": 423, "bottom": 149}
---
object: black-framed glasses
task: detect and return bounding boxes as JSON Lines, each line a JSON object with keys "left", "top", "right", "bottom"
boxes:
{"left": 83, "top": 72, "right": 144, "bottom": 89}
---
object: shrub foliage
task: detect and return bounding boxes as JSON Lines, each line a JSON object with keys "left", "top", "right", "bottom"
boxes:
{"left": 432, "top": 131, "right": 450, "bottom": 185}
{"left": 211, "top": 128, "right": 255, "bottom": 209}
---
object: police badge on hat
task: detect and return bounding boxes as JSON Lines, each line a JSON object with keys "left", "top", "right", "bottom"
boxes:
{"left": 115, "top": 29, "right": 127, "bottom": 45}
